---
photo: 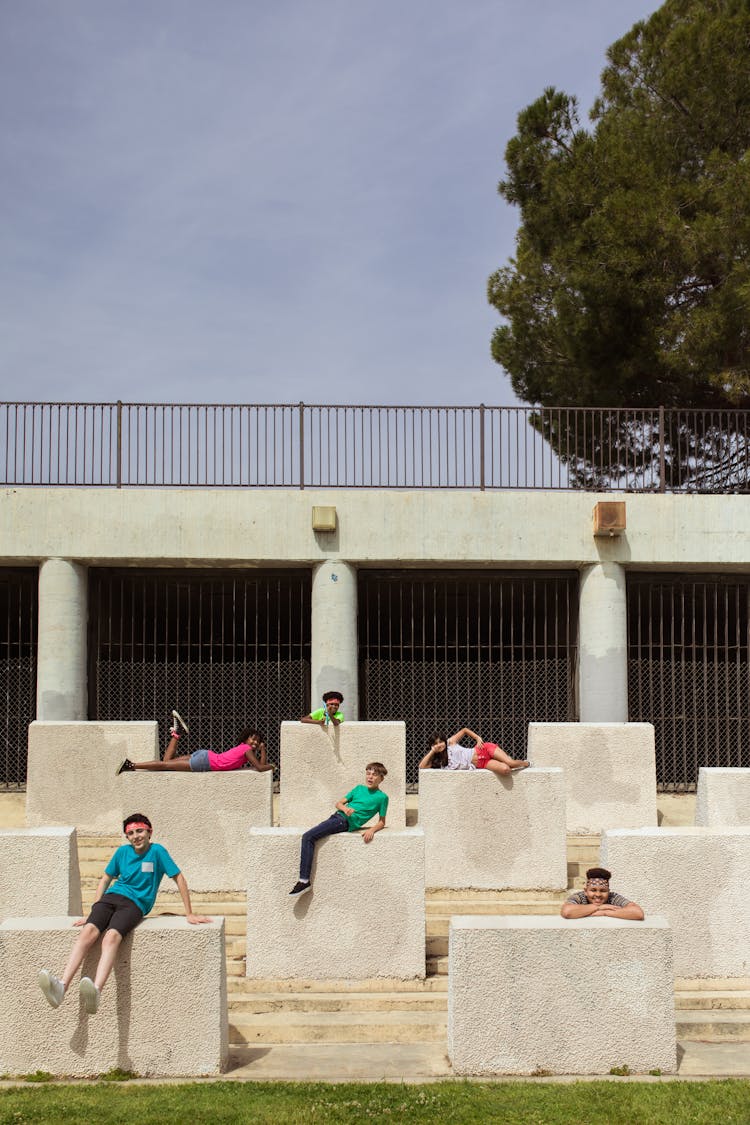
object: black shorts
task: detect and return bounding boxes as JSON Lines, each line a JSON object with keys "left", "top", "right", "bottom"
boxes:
{"left": 86, "top": 892, "right": 144, "bottom": 937}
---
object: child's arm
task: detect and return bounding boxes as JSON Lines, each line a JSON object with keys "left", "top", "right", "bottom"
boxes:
{"left": 450, "top": 727, "right": 482, "bottom": 745}
{"left": 244, "top": 745, "right": 274, "bottom": 772}
{"left": 172, "top": 872, "right": 212, "bottom": 925}
{"left": 73, "top": 873, "right": 113, "bottom": 926}
{"left": 362, "top": 816, "right": 386, "bottom": 844}
{"left": 335, "top": 795, "right": 355, "bottom": 817}
{"left": 418, "top": 748, "right": 438, "bottom": 769}
{"left": 258, "top": 740, "right": 268, "bottom": 767}
{"left": 300, "top": 713, "right": 324, "bottom": 726}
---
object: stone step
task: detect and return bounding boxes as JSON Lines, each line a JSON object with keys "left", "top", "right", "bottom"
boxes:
{"left": 675, "top": 991, "right": 750, "bottom": 1011}
{"left": 228, "top": 1010, "right": 446, "bottom": 1045}
{"left": 228, "top": 991, "right": 447, "bottom": 1014}
{"left": 227, "top": 976, "right": 448, "bottom": 995}
{"left": 424, "top": 888, "right": 563, "bottom": 903}
{"left": 676, "top": 1010, "right": 750, "bottom": 1041}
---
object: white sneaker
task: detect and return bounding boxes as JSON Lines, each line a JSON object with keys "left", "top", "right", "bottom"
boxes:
{"left": 38, "top": 969, "right": 65, "bottom": 1009}
{"left": 171, "top": 709, "right": 189, "bottom": 734}
{"left": 80, "top": 976, "right": 101, "bottom": 1014}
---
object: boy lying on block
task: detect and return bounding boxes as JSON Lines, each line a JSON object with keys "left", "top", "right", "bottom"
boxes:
{"left": 38, "top": 812, "right": 210, "bottom": 1015}
{"left": 289, "top": 762, "right": 388, "bottom": 897}
{"left": 560, "top": 866, "right": 644, "bottom": 920}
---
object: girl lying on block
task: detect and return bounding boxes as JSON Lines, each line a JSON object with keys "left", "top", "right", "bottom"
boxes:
{"left": 117, "top": 710, "right": 273, "bottom": 775}
{"left": 419, "top": 728, "right": 529, "bottom": 777}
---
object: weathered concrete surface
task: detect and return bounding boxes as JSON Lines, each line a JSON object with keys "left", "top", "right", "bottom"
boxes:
{"left": 25, "top": 722, "right": 159, "bottom": 833}
{"left": 36, "top": 559, "right": 87, "bottom": 721}
{"left": 448, "top": 915, "right": 676, "bottom": 1075}
{"left": 418, "top": 768, "right": 567, "bottom": 890}
{"left": 0, "top": 916, "right": 227, "bottom": 1077}
{"left": 578, "top": 562, "right": 627, "bottom": 722}
{"left": 311, "top": 560, "right": 358, "bottom": 719}
{"left": 247, "top": 828, "right": 425, "bottom": 979}
{"left": 279, "top": 721, "right": 406, "bottom": 829}
{"left": 695, "top": 767, "right": 750, "bottom": 826}
{"left": 528, "top": 723, "right": 657, "bottom": 834}
{"left": 602, "top": 827, "right": 750, "bottom": 977}
{"left": 0, "top": 828, "right": 82, "bottom": 917}
{"left": 117, "top": 771, "right": 273, "bottom": 890}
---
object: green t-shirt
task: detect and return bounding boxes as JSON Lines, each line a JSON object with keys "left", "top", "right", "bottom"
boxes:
{"left": 340, "top": 783, "right": 388, "bottom": 831}
{"left": 309, "top": 707, "right": 344, "bottom": 723}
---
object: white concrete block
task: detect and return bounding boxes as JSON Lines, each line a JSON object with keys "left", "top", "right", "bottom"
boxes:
{"left": 448, "top": 915, "right": 675, "bottom": 1075}
{"left": 279, "top": 721, "right": 406, "bottom": 828}
{"left": 247, "top": 827, "right": 425, "bottom": 979}
{"left": 26, "top": 722, "right": 160, "bottom": 833}
{"left": 528, "top": 723, "right": 657, "bottom": 834}
{"left": 0, "top": 828, "right": 82, "bottom": 918}
{"left": 695, "top": 768, "right": 750, "bottom": 826}
{"left": 117, "top": 771, "right": 272, "bottom": 891}
{"left": 418, "top": 768, "right": 567, "bottom": 890}
{"left": 602, "top": 827, "right": 750, "bottom": 977}
{"left": 0, "top": 916, "right": 227, "bottom": 1077}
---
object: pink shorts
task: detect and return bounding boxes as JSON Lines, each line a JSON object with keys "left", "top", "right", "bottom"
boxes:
{"left": 475, "top": 742, "right": 497, "bottom": 769}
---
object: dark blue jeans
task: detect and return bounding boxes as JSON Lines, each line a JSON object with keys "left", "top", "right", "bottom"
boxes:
{"left": 300, "top": 812, "right": 348, "bottom": 881}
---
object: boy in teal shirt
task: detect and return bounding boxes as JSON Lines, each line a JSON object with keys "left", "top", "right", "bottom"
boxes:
{"left": 300, "top": 690, "right": 344, "bottom": 728}
{"left": 289, "top": 762, "right": 388, "bottom": 896}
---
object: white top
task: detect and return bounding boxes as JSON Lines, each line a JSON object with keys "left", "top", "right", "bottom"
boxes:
{"left": 445, "top": 743, "right": 476, "bottom": 771}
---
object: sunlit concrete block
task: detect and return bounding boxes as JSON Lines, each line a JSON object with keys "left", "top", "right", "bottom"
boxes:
{"left": 448, "top": 915, "right": 675, "bottom": 1075}
{"left": 247, "top": 827, "right": 424, "bottom": 979}
{"left": 116, "top": 770, "right": 272, "bottom": 890}
{"left": 0, "top": 828, "right": 82, "bottom": 918}
{"left": 279, "top": 721, "right": 406, "bottom": 828}
{"left": 527, "top": 722, "right": 657, "bottom": 833}
{"left": 0, "top": 916, "right": 227, "bottom": 1077}
{"left": 26, "top": 721, "right": 159, "bottom": 833}
{"left": 418, "top": 768, "right": 566, "bottom": 890}
{"left": 602, "top": 827, "right": 750, "bottom": 977}
{"left": 695, "top": 768, "right": 750, "bottom": 826}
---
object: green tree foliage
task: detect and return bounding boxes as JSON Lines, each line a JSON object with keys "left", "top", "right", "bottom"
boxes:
{"left": 489, "top": 0, "right": 750, "bottom": 488}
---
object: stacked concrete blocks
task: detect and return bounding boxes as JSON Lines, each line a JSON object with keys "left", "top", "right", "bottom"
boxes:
{"left": 117, "top": 770, "right": 273, "bottom": 891}
{"left": 247, "top": 827, "right": 425, "bottom": 979}
{"left": 448, "top": 915, "right": 676, "bottom": 1075}
{"left": 0, "top": 916, "right": 228, "bottom": 1077}
{"left": 695, "top": 767, "right": 750, "bottom": 826}
{"left": 0, "top": 827, "right": 82, "bottom": 918}
{"left": 527, "top": 722, "right": 657, "bottom": 834}
{"left": 602, "top": 827, "right": 750, "bottom": 977}
{"left": 26, "top": 721, "right": 160, "bottom": 833}
{"left": 418, "top": 768, "right": 567, "bottom": 890}
{"left": 279, "top": 720, "right": 406, "bottom": 828}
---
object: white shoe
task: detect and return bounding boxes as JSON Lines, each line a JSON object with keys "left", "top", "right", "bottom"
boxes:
{"left": 171, "top": 709, "right": 189, "bottom": 734}
{"left": 38, "top": 969, "right": 65, "bottom": 1009}
{"left": 80, "top": 976, "right": 100, "bottom": 1014}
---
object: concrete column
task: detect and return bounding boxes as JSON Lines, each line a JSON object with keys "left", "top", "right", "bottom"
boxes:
{"left": 310, "top": 560, "right": 358, "bottom": 720}
{"left": 36, "top": 559, "right": 88, "bottom": 720}
{"left": 578, "top": 561, "right": 628, "bottom": 722}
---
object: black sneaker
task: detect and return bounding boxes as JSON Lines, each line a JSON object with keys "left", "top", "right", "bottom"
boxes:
{"left": 117, "top": 758, "right": 135, "bottom": 775}
{"left": 289, "top": 880, "right": 311, "bottom": 897}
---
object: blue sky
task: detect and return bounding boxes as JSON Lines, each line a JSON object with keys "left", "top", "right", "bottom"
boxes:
{"left": 1, "top": 1, "right": 662, "bottom": 406}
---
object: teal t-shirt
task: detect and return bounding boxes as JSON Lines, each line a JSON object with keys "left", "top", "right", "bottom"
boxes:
{"left": 341, "top": 784, "right": 388, "bottom": 831}
{"left": 309, "top": 707, "right": 344, "bottom": 723}
{"left": 105, "top": 841, "right": 180, "bottom": 916}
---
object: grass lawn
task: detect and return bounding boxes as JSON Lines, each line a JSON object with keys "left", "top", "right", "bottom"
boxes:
{"left": 0, "top": 1079, "right": 749, "bottom": 1123}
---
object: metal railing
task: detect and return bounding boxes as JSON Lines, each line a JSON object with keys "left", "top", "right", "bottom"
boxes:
{"left": 1, "top": 401, "right": 749, "bottom": 491}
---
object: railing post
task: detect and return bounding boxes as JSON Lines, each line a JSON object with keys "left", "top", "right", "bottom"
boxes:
{"left": 116, "top": 400, "right": 122, "bottom": 488}
{"left": 299, "top": 401, "right": 305, "bottom": 490}
{"left": 659, "top": 405, "right": 666, "bottom": 492}
{"left": 479, "top": 403, "right": 485, "bottom": 491}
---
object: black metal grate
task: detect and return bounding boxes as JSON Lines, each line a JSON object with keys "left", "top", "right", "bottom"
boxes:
{"left": 0, "top": 569, "right": 38, "bottom": 788}
{"left": 627, "top": 574, "right": 750, "bottom": 790}
{"left": 89, "top": 569, "right": 311, "bottom": 767}
{"left": 359, "top": 570, "right": 578, "bottom": 782}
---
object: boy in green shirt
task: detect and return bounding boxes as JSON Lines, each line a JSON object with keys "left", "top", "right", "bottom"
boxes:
{"left": 289, "top": 762, "right": 388, "bottom": 896}
{"left": 300, "top": 690, "right": 344, "bottom": 728}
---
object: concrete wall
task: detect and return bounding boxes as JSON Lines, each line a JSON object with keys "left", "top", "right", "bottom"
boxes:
{"left": 117, "top": 771, "right": 273, "bottom": 890}
{"left": 527, "top": 723, "right": 657, "bottom": 834}
{"left": 26, "top": 722, "right": 160, "bottom": 833}
{"left": 695, "top": 767, "right": 750, "bottom": 826}
{"left": 0, "top": 828, "right": 82, "bottom": 917}
{"left": 0, "top": 916, "right": 227, "bottom": 1077}
{"left": 247, "top": 827, "right": 425, "bottom": 979}
{"left": 448, "top": 915, "right": 675, "bottom": 1075}
{"left": 601, "top": 827, "right": 750, "bottom": 977}
{"left": 418, "top": 768, "right": 567, "bottom": 890}
{"left": 279, "top": 721, "right": 406, "bottom": 829}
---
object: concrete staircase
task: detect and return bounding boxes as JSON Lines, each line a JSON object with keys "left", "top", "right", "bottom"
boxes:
{"left": 77, "top": 833, "right": 750, "bottom": 1064}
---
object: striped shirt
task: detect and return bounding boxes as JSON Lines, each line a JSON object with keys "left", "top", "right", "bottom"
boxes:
{"left": 566, "top": 890, "right": 631, "bottom": 907}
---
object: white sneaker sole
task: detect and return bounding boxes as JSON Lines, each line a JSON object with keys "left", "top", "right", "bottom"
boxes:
{"left": 38, "top": 969, "right": 64, "bottom": 1009}
{"left": 80, "top": 977, "right": 100, "bottom": 1014}
{"left": 171, "top": 709, "right": 189, "bottom": 734}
